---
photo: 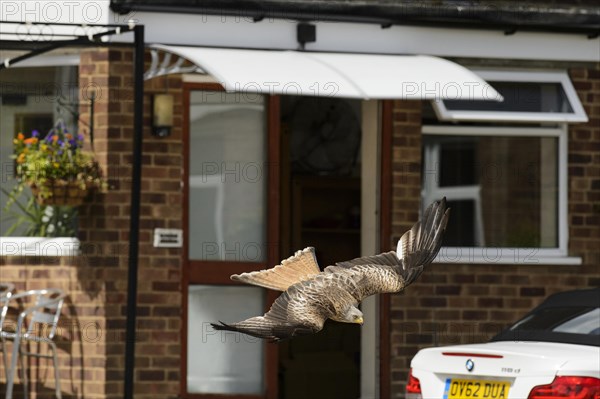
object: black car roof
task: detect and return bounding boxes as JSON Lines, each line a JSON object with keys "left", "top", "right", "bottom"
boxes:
{"left": 537, "top": 287, "right": 600, "bottom": 309}
{"left": 491, "top": 288, "right": 600, "bottom": 347}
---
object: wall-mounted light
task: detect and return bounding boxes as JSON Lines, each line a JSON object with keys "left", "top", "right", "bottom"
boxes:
{"left": 152, "top": 94, "right": 174, "bottom": 137}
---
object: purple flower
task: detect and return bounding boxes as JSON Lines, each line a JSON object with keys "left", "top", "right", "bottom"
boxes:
{"left": 77, "top": 134, "right": 84, "bottom": 142}
{"left": 32, "top": 130, "right": 39, "bottom": 138}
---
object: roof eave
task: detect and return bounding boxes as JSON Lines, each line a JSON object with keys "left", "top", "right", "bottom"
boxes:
{"left": 110, "top": 1, "right": 600, "bottom": 37}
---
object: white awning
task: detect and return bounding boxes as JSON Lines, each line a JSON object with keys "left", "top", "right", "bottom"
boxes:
{"left": 149, "top": 44, "right": 502, "bottom": 101}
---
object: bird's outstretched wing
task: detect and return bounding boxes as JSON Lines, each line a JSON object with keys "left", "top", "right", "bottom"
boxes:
{"left": 324, "top": 198, "right": 450, "bottom": 301}
{"left": 230, "top": 247, "right": 321, "bottom": 291}
{"left": 210, "top": 294, "right": 320, "bottom": 342}
{"left": 212, "top": 273, "right": 350, "bottom": 342}
{"left": 395, "top": 197, "right": 449, "bottom": 283}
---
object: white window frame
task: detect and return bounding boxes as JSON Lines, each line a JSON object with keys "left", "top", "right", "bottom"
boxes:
{"left": 432, "top": 70, "right": 588, "bottom": 123}
{"left": 422, "top": 140, "right": 486, "bottom": 247}
{"left": 0, "top": 237, "right": 80, "bottom": 256}
{"left": 423, "top": 124, "right": 581, "bottom": 265}
{"left": 0, "top": 61, "right": 81, "bottom": 256}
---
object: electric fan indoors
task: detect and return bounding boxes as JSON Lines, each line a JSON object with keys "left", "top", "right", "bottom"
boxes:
{"left": 290, "top": 98, "right": 361, "bottom": 176}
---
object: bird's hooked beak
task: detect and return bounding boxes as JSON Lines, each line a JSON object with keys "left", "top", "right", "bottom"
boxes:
{"left": 355, "top": 316, "right": 364, "bottom": 325}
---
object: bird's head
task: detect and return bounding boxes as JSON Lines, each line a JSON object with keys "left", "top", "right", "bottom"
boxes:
{"left": 342, "top": 306, "right": 364, "bottom": 325}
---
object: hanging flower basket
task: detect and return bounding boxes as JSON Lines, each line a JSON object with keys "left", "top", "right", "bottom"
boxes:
{"left": 29, "top": 180, "right": 92, "bottom": 207}
{"left": 12, "top": 120, "right": 107, "bottom": 207}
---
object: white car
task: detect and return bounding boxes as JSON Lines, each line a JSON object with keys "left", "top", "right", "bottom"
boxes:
{"left": 408, "top": 288, "right": 600, "bottom": 399}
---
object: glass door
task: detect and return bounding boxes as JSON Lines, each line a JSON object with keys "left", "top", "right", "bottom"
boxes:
{"left": 183, "top": 85, "right": 279, "bottom": 399}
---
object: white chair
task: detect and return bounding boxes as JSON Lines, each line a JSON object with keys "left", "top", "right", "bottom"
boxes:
{"left": 0, "top": 283, "right": 15, "bottom": 378}
{"left": 1, "top": 288, "right": 65, "bottom": 399}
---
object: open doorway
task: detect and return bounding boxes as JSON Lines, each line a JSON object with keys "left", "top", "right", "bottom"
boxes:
{"left": 279, "top": 96, "right": 363, "bottom": 399}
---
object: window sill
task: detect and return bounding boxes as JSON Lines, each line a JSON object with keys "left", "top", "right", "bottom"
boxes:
{"left": 0, "top": 237, "right": 80, "bottom": 257}
{"left": 434, "top": 247, "right": 582, "bottom": 265}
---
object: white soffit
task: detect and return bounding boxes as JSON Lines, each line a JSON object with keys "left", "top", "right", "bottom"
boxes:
{"left": 136, "top": 13, "right": 599, "bottom": 63}
{"left": 150, "top": 44, "right": 502, "bottom": 101}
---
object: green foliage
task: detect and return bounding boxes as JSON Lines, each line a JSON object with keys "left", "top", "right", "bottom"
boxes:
{"left": 2, "top": 187, "right": 77, "bottom": 237}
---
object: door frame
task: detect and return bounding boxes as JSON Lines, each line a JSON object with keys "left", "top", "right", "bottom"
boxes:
{"left": 180, "top": 86, "right": 393, "bottom": 399}
{"left": 360, "top": 99, "right": 393, "bottom": 399}
{"left": 181, "top": 82, "right": 280, "bottom": 399}
{"left": 379, "top": 100, "right": 393, "bottom": 399}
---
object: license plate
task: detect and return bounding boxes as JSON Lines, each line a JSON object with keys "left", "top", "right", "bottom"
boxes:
{"left": 444, "top": 378, "right": 510, "bottom": 399}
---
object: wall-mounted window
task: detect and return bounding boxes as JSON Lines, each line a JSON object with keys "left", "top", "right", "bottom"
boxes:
{"left": 432, "top": 70, "right": 588, "bottom": 123}
{"left": 423, "top": 125, "right": 569, "bottom": 265}
{"left": 423, "top": 70, "right": 585, "bottom": 265}
{"left": 0, "top": 66, "right": 80, "bottom": 256}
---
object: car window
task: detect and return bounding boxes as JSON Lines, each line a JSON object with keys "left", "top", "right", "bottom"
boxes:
{"left": 509, "top": 306, "right": 599, "bottom": 335}
{"left": 492, "top": 290, "right": 600, "bottom": 347}
{"left": 553, "top": 308, "right": 600, "bottom": 335}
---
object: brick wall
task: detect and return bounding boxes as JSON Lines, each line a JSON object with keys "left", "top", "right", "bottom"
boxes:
{"left": 1, "top": 256, "right": 109, "bottom": 398}
{"left": 388, "top": 62, "right": 600, "bottom": 398}
{"left": 1, "top": 48, "right": 184, "bottom": 398}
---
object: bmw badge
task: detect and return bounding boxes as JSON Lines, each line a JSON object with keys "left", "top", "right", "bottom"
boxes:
{"left": 466, "top": 359, "right": 475, "bottom": 372}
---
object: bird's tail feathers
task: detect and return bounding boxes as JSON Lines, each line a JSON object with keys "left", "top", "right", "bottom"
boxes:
{"left": 231, "top": 247, "right": 321, "bottom": 291}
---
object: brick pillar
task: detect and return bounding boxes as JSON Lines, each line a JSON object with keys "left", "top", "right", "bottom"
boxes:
{"left": 78, "top": 47, "right": 133, "bottom": 399}
{"left": 568, "top": 64, "right": 600, "bottom": 266}
{"left": 78, "top": 48, "right": 184, "bottom": 398}
{"left": 388, "top": 100, "right": 423, "bottom": 397}
{"left": 134, "top": 72, "right": 183, "bottom": 399}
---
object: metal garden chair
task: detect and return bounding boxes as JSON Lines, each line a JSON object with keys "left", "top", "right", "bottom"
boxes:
{"left": 1, "top": 288, "right": 66, "bottom": 399}
{"left": 0, "top": 283, "right": 15, "bottom": 377}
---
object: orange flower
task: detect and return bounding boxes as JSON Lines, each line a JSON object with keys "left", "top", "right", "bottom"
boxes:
{"left": 24, "top": 137, "right": 38, "bottom": 145}
{"left": 17, "top": 133, "right": 24, "bottom": 140}
{"left": 17, "top": 153, "right": 25, "bottom": 164}
{"left": 65, "top": 133, "right": 73, "bottom": 140}
{"left": 52, "top": 135, "right": 59, "bottom": 142}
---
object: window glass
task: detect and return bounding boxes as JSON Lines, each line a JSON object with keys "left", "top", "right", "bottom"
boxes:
{"left": 444, "top": 82, "right": 573, "bottom": 113}
{"left": 439, "top": 140, "right": 477, "bottom": 186}
{"left": 187, "top": 285, "right": 265, "bottom": 394}
{"left": 188, "top": 91, "right": 267, "bottom": 261}
{"left": 0, "top": 66, "right": 79, "bottom": 237}
{"left": 443, "top": 200, "right": 477, "bottom": 247}
{"left": 423, "top": 134, "right": 559, "bottom": 248}
{"left": 553, "top": 308, "right": 600, "bottom": 335}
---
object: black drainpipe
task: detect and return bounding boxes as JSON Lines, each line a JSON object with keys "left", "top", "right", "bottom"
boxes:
{"left": 124, "top": 23, "right": 144, "bottom": 399}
